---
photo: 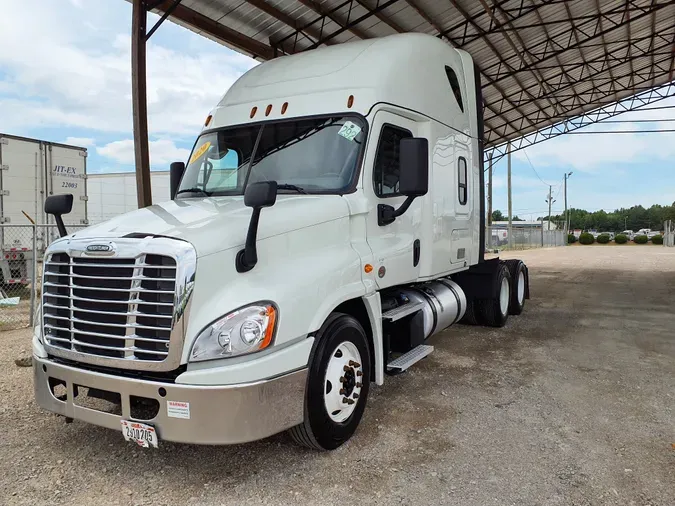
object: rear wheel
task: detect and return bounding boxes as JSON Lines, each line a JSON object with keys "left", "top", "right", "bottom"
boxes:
{"left": 477, "top": 264, "right": 511, "bottom": 328}
{"left": 460, "top": 298, "right": 481, "bottom": 325}
{"left": 503, "top": 259, "right": 527, "bottom": 315}
{"left": 289, "top": 313, "right": 371, "bottom": 451}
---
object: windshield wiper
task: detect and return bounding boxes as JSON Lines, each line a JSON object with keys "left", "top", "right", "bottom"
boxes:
{"left": 276, "top": 184, "right": 307, "bottom": 194}
{"left": 175, "top": 187, "right": 212, "bottom": 197}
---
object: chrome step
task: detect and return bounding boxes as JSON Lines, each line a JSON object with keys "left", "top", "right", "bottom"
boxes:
{"left": 386, "top": 344, "right": 434, "bottom": 372}
{"left": 382, "top": 301, "right": 425, "bottom": 322}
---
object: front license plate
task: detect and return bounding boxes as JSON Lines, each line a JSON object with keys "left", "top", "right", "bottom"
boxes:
{"left": 120, "top": 420, "right": 158, "bottom": 448}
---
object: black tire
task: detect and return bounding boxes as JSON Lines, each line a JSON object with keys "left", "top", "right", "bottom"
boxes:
{"left": 289, "top": 312, "right": 371, "bottom": 451}
{"left": 477, "top": 264, "right": 511, "bottom": 328}
{"left": 503, "top": 259, "right": 527, "bottom": 315}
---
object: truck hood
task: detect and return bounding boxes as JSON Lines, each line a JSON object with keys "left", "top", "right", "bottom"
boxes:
{"left": 74, "top": 195, "right": 351, "bottom": 257}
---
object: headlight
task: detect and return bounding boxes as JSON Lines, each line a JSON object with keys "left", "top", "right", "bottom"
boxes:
{"left": 190, "top": 303, "right": 277, "bottom": 362}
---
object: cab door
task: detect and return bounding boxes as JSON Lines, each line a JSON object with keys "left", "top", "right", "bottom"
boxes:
{"left": 364, "top": 111, "right": 423, "bottom": 289}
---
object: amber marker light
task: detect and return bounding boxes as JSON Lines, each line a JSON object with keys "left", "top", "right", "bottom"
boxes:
{"left": 260, "top": 305, "right": 277, "bottom": 349}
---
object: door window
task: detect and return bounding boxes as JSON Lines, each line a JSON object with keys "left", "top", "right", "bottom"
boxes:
{"left": 373, "top": 125, "right": 412, "bottom": 197}
{"left": 458, "top": 156, "right": 468, "bottom": 205}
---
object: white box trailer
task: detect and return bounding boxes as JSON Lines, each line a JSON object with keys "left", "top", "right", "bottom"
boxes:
{"left": 87, "top": 171, "right": 169, "bottom": 224}
{"left": 0, "top": 134, "right": 88, "bottom": 284}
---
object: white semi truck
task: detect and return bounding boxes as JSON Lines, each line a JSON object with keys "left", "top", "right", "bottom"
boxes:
{"left": 33, "top": 34, "right": 529, "bottom": 450}
{"left": 0, "top": 134, "right": 88, "bottom": 285}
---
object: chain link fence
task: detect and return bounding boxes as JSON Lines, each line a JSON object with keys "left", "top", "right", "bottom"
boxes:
{"left": 487, "top": 225, "right": 566, "bottom": 251}
{"left": 665, "top": 220, "right": 675, "bottom": 247}
{"left": 0, "top": 224, "right": 87, "bottom": 330}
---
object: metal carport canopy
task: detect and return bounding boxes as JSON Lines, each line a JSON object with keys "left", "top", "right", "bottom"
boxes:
{"left": 129, "top": 0, "right": 675, "bottom": 206}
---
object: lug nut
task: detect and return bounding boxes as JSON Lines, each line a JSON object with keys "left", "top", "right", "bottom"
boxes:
{"left": 356, "top": 382, "right": 362, "bottom": 388}
{"left": 343, "top": 365, "right": 350, "bottom": 372}
{"left": 339, "top": 389, "right": 346, "bottom": 395}
{"left": 353, "top": 393, "right": 359, "bottom": 399}
{"left": 347, "top": 399, "right": 355, "bottom": 405}
{"left": 349, "top": 361, "right": 361, "bottom": 368}
{"left": 356, "top": 370, "right": 363, "bottom": 377}
{"left": 342, "top": 397, "right": 349, "bottom": 404}
{"left": 340, "top": 376, "right": 345, "bottom": 383}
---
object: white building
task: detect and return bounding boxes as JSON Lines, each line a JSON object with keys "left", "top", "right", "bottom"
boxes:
{"left": 490, "top": 220, "right": 558, "bottom": 230}
{"left": 87, "top": 171, "right": 170, "bottom": 224}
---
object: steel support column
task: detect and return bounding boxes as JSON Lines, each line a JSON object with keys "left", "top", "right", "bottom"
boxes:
{"left": 131, "top": 0, "right": 152, "bottom": 208}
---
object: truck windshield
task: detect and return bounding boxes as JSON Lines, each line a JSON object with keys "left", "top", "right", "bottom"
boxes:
{"left": 177, "top": 115, "right": 366, "bottom": 197}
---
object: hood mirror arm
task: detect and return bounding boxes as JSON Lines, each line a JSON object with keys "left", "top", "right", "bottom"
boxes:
{"left": 236, "top": 207, "right": 263, "bottom": 273}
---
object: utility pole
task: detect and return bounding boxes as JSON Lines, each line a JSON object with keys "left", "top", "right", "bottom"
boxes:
{"left": 564, "top": 172, "right": 572, "bottom": 233}
{"left": 487, "top": 153, "right": 493, "bottom": 227}
{"left": 507, "top": 142, "right": 512, "bottom": 248}
{"left": 545, "top": 186, "right": 556, "bottom": 231}
{"left": 131, "top": 0, "right": 152, "bottom": 208}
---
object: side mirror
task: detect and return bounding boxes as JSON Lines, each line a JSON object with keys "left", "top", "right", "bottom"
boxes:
{"left": 378, "top": 137, "right": 429, "bottom": 226}
{"left": 44, "top": 194, "right": 74, "bottom": 238}
{"left": 399, "top": 138, "right": 429, "bottom": 197}
{"left": 236, "top": 181, "right": 277, "bottom": 273}
{"left": 170, "top": 161, "right": 186, "bottom": 200}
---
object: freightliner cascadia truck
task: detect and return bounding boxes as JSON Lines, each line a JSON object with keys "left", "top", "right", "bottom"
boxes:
{"left": 33, "top": 33, "right": 529, "bottom": 450}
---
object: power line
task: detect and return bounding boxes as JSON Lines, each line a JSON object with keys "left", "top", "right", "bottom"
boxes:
{"left": 565, "top": 129, "right": 675, "bottom": 134}
{"left": 617, "top": 104, "right": 675, "bottom": 112}
{"left": 598, "top": 118, "right": 675, "bottom": 123}
{"left": 522, "top": 150, "right": 552, "bottom": 187}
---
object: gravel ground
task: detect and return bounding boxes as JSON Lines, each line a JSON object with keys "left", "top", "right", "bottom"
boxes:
{"left": 1, "top": 245, "right": 674, "bottom": 505}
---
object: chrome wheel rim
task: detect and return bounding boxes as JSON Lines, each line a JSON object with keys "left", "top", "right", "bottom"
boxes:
{"left": 517, "top": 271, "right": 525, "bottom": 304}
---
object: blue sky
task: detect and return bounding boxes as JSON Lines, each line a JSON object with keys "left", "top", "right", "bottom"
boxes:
{"left": 1, "top": 0, "right": 674, "bottom": 218}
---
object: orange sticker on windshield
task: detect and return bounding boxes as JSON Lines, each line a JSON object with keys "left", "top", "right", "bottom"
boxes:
{"left": 189, "top": 141, "right": 211, "bottom": 164}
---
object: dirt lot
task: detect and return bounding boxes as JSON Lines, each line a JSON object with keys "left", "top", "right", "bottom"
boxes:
{"left": 1, "top": 246, "right": 673, "bottom": 505}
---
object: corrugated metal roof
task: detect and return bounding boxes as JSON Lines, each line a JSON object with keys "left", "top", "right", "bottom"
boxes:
{"left": 148, "top": 0, "right": 675, "bottom": 149}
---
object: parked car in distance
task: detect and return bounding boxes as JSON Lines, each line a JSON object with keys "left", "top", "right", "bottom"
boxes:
{"left": 490, "top": 228, "right": 508, "bottom": 246}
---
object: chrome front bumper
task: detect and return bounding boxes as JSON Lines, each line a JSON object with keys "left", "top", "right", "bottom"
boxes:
{"left": 33, "top": 357, "right": 307, "bottom": 445}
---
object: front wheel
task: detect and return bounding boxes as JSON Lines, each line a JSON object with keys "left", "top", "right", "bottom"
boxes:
{"left": 289, "top": 313, "right": 371, "bottom": 450}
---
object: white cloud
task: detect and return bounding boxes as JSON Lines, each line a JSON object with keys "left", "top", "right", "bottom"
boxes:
{"left": 97, "top": 139, "right": 190, "bottom": 166}
{"left": 64, "top": 136, "right": 95, "bottom": 147}
{"left": 513, "top": 96, "right": 675, "bottom": 172}
{"left": 0, "top": 0, "right": 256, "bottom": 137}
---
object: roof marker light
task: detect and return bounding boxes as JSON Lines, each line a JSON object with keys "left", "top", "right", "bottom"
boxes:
{"left": 250, "top": 106, "right": 258, "bottom": 119}
{"left": 281, "top": 102, "right": 288, "bottom": 114}
{"left": 265, "top": 104, "right": 273, "bottom": 116}
{"left": 347, "top": 95, "right": 354, "bottom": 108}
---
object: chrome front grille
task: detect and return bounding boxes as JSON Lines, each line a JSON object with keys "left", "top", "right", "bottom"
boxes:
{"left": 42, "top": 253, "right": 177, "bottom": 361}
